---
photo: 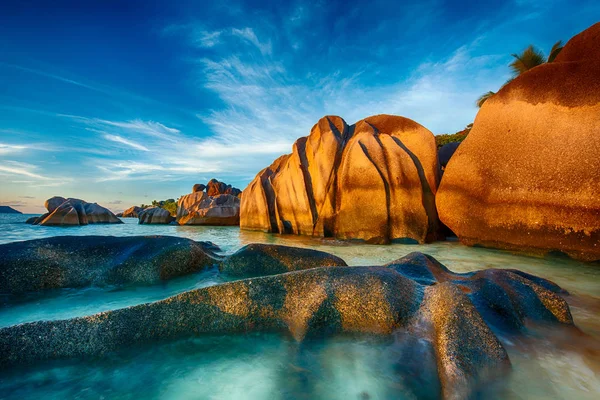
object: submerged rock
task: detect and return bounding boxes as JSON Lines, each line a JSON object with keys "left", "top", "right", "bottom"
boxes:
{"left": 0, "top": 250, "right": 572, "bottom": 399}
{"left": 241, "top": 114, "right": 442, "bottom": 244}
{"left": 220, "top": 243, "right": 347, "bottom": 277}
{"left": 0, "top": 236, "right": 221, "bottom": 295}
{"left": 177, "top": 192, "right": 240, "bottom": 225}
{"left": 27, "top": 197, "right": 122, "bottom": 226}
{"left": 436, "top": 22, "right": 600, "bottom": 262}
{"left": 138, "top": 207, "right": 175, "bottom": 224}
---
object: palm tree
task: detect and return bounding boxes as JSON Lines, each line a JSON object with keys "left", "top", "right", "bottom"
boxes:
{"left": 476, "top": 91, "right": 496, "bottom": 108}
{"left": 509, "top": 40, "right": 564, "bottom": 77}
{"left": 547, "top": 40, "right": 564, "bottom": 62}
{"left": 477, "top": 40, "right": 563, "bottom": 108}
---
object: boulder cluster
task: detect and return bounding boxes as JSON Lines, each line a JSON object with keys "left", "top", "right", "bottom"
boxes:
{"left": 0, "top": 237, "right": 575, "bottom": 399}
{"left": 116, "top": 205, "right": 143, "bottom": 218}
{"left": 240, "top": 22, "right": 600, "bottom": 261}
{"left": 26, "top": 197, "right": 122, "bottom": 226}
{"left": 241, "top": 114, "right": 441, "bottom": 244}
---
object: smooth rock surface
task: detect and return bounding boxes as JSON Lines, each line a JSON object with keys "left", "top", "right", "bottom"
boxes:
{"left": 436, "top": 23, "right": 600, "bottom": 261}
{"left": 220, "top": 243, "right": 347, "bottom": 277}
{"left": 241, "top": 114, "right": 442, "bottom": 244}
{"left": 0, "top": 236, "right": 221, "bottom": 295}
{"left": 28, "top": 197, "right": 122, "bottom": 226}
{"left": 177, "top": 192, "right": 240, "bottom": 225}
{"left": 0, "top": 251, "right": 573, "bottom": 399}
{"left": 138, "top": 207, "right": 175, "bottom": 224}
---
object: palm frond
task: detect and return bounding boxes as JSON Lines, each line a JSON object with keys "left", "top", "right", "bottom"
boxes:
{"left": 476, "top": 91, "right": 496, "bottom": 108}
{"left": 547, "top": 40, "right": 563, "bottom": 62}
{"left": 509, "top": 45, "right": 546, "bottom": 76}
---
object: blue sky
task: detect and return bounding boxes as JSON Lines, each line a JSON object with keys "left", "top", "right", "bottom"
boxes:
{"left": 1, "top": 0, "right": 599, "bottom": 213}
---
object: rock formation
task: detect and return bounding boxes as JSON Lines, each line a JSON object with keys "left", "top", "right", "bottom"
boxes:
{"left": 0, "top": 250, "right": 573, "bottom": 399}
{"left": 117, "top": 206, "right": 143, "bottom": 218}
{"left": 436, "top": 22, "right": 600, "bottom": 261}
{"left": 241, "top": 114, "right": 441, "bottom": 244}
{"left": 177, "top": 189, "right": 240, "bottom": 226}
{"left": 220, "top": 243, "right": 347, "bottom": 278}
{"left": 26, "top": 197, "right": 122, "bottom": 226}
{"left": 138, "top": 206, "right": 175, "bottom": 224}
{"left": 192, "top": 183, "right": 206, "bottom": 193}
{"left": 0, "top": 206, "right": 22, "bottom": 214}
{"left": 0, "top": 236, "right": 221, "bottom": 295}
{"left": 206, "top": 178, "right": 242, "bottom": 197}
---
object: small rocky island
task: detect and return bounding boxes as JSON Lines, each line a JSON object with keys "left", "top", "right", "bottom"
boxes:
{"left": 0, "top": 206, "right": 22, "bottom": 214}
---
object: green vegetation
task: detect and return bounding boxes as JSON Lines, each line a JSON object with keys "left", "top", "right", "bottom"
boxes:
{"left": 140, "top": 199, "right": 178, "bottom": 216}
{"left": 435, "top": 124, "right": 472, "bottom": 148}
{"left": 476, "top": 92, "right": 496, "bottom": 108}
{"left": 477, "top": 41, "right": 563, "bottom": 108}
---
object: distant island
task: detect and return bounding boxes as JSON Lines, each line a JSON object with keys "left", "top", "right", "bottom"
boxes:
{"left": 0, "top": 206, "right": 22, "bottom": 214}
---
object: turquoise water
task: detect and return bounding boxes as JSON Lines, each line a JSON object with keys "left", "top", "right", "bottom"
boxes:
{"left": 0, "top": 213, "right": 599, "bottom": 399}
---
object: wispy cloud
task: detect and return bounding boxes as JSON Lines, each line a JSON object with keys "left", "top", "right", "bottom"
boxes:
{"left": 0, "top": 161, "right": 70, "bottom": 187}
{"left": 0, "top": 143, "right": 28, "bottom": 155}
{"left": 231, "top": 28, "right": 272, "bottom": 55}
{"left": 103, "top": 134, "right": 150, "bottom": 151}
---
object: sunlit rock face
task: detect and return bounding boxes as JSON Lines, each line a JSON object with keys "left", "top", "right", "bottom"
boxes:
{"left": 241, "top": 114, "right": 441, "bottom": 244}
{"left": 117, "top": 206, "right": 143, "bottom": 218}
{"left": 177, "top": 190, "right": 240, "bottom": 225}
{"left": 0, "top": 236, "right": 221, "bottom": 296}
{"left": 26, "top": 197, "right": 122, "bottom": 226}
{"left": 436, "top": 22, "right": 600, "bottom": 262}
{"left": 0, "top": 250, "right": 573, "bottom": 399}
{"left": 138, "top": 207, "right": 175, "bottom": 224}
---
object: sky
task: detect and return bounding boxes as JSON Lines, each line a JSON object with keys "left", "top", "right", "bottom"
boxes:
{"left": 1, "top": 0, "right": 599, "bottom": 213}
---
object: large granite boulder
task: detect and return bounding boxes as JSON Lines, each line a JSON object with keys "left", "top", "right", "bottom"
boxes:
{"left": 26, "top": 197, "right": 122, "bottom": 226}
{"left": 220, "top": 243, "right": 347, "bottom": 277}
{"left": 0, "top": 236, "right": 221, "bottom": 295}
{"left": 206, "top": 179, "right": 242, "bottom": 197}
{"left": 436, "top": 23, "right": 600, "bottom": 261}
{"left": 0, "top": 250, "right": 573, "bottom": 399}
{"left": 117, "top": 206, "right": 143, "bottom": 218}
{"left": 138, "top": 207, "right": 175, "bottom": 224}
{"left": 177, "top": 191, "right": 240, "bottom": 225}
{"left": 241, "top": 114, "right": 441, "bottom": 244}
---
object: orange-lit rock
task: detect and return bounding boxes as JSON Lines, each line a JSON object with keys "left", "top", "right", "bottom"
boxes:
{"left": 241, "top": 114, "right": 441, "bottom": 243}
{"left": 436, "top": 22, "right": 600, "bottom": 261}
{"left": 177, "top": 191, "right": 240, "bottom": 225}
{"left": 29, "top": 197, "right": 122, "bottom": 226}
{"left": 138, "top": 207, "right": 175, "bottom": 224}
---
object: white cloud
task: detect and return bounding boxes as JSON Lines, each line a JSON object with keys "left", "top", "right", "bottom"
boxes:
{"left": 103, "top": 134, "right": 150, "bottom": 151}
{"left": 0, "top": 161, "right": 69, "bottom": 187}
{"left": 231, "top": 28, "right": 272, "bottom": 55}
{"left": 0, "top": 143, "right": 27, "bottom": 155}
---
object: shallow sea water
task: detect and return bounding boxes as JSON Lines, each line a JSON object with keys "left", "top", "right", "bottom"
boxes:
{"left": 0, "top": 214, "right": 599, "bottom": 399}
